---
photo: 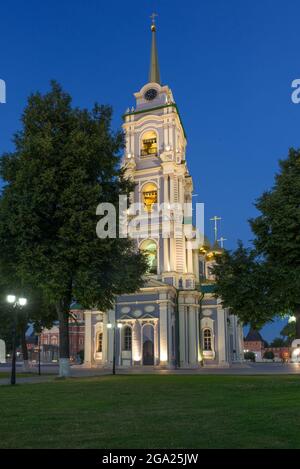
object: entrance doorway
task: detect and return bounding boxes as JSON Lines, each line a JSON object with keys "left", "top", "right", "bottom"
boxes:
{"left": 142, "top": 324, "right": 154, "bottom": 365}
{"left": 143, "top": 340, "right": 154, "bottom": 365}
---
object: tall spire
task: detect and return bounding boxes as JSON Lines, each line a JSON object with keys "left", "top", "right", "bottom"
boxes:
{"left": 149, "top": 13, "right": 161, "bottom": 84}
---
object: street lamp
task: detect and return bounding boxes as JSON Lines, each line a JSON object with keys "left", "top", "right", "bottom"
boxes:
{"left": 107, "top": 322, "right": 122, "bottom": 375}
{"left": 6, "top": 294, "right": 28, "bottom": 385}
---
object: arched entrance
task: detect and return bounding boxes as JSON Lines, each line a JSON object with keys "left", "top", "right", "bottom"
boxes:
{"left": 142, "top": 324, "right": 154, "bottom": 365}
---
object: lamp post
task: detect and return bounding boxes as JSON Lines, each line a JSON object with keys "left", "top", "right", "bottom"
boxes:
{"left": 38, "top": 333, "right": 41, "bottom": 376}
{"left": 107, "top": 322, "right": 122, "bottom": 375}
{"left": 6, "top": 295, "right": 27, "bottom": 385}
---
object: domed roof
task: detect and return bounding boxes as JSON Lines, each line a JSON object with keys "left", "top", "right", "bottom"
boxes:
{"left": 199, "top": 235, "right": 211, "bottom": 254}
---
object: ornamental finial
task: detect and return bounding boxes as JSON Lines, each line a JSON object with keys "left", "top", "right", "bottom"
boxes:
{"left": 150, "top": 12, "right": 158, "bottom": 31}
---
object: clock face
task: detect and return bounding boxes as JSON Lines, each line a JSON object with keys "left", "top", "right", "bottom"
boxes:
{"left": 144, "top": 88, "right": 158, "bottom": 101}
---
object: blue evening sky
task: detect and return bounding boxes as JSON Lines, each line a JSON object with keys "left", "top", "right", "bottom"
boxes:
{"left": 1, "top": 0, "right": 299, "bottom": 341}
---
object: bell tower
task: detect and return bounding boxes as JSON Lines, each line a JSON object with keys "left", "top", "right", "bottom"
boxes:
{"left": 122, "top": 16, "right": 198, "bottom": 290}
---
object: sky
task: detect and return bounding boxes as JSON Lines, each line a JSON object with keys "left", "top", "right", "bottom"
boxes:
{"left": 1, "top": 0, "right": 299, "bottom": 341}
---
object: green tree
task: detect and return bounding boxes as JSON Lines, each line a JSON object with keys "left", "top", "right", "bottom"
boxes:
{"left": 213, "top": 242, "right": 278, "bottom": 328}
{"left": 250, "top": 148, "right": 300, "bottom": 338}
{"left": 0, "top": 268, "right": 57, "bottom": 369}
{"left": 263, "top": 350, "right": 274, "bottom": 360}
{"left": 270, "top": 337, "right": 286, "bottom": 348}
{"left": 280, "top": 321, "right": 296, "bottom": 345}
{"left": 244, "top": 351, "right": 255, "bottom": 362}
{"left": 0, "top": 82, "right": 148, "bottom": 376}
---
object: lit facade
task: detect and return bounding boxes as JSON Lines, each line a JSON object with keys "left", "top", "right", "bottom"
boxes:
{"left": 83, "top": 21, "right": 243, "bottom": 369}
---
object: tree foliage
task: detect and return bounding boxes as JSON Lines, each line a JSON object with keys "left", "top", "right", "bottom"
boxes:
{"left": 0, "top": 82, "right": 148, "bottom": 374}
{"left": 213, "top": 148, "right": 300, "bottom": 337}
{"left": 250, "top": 148, "right": 300, "bottom": 337}
{"left": 213, "top": 242, "right": 279, "bottom": 328}
{"left": 280, "top": 321, "right": 296, "bottom": 344}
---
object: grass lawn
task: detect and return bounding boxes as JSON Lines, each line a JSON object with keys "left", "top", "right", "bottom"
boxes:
{"left": 0, "top": 374, "right": 300, "bottom": 449}
{"left": 0, "top": 372, "right": 43, "bottom": 379}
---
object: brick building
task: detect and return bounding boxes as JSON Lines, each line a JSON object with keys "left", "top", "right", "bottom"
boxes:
{"left": 243, "top": 328, "right": 265, "bottom": 361}
{"left": 40, "top": 307, "right": 85, "bottom": 362}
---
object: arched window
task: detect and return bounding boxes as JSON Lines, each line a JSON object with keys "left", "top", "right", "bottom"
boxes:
{"left": 123, "top": 326, "right": 132, "bottom": 351}
{"left": 140, "top": 239, "right": 157, "bottom": 274}
{"left": 97, "top": 332, "right": 103, "bottom": 353}
{"left": 51, "top": 336, "right": 58, "bottom": 346}
{"left": 141, "top": 131, "right": 157, "bottom": 156}
{"left": 142, "top": 182, "right": 158, "bottom": 212}
{"left": 203, "top": 329, "right": 212, "bottom": 351}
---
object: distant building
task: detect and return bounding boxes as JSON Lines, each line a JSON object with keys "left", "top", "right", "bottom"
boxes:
{"left": 244, "top": 329, "right": 292, "bottom": 361}
{"left": 244, "top": 328, "right": 265, "bottom": 361}
{"left": 263, "top": 346, "right": 290, "bottom": 361}
{"left": 40, "top": 308, "right": 84, "bottom": 362}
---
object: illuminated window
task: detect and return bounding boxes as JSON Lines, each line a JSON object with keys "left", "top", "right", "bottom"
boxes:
{"left": 97, "top": 332, "right": 103, "bottom": 353}
{"left": 142, "top": 182, "right": 158, "bottom": 212}
{"left": 123, "top": 326, "right": 132, "bottom": 351}
{"left": 141, "top": 131, "right": 157, "bottom": 156}
{"left": 203, "top": 329, "right": 212, "bottom": 351}
{"left": 140, "top": 239, "right": 158, "bottom": 274}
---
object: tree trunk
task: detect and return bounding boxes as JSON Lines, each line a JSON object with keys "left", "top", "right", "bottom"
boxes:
{"left": 20, "top": 323, "right": 29, "bottom": 372}
{"left": 57, "top": 301, "right": 71, "bottom": 377}
{"left": 295, "top": 305, "right": 300, "bottom": 340}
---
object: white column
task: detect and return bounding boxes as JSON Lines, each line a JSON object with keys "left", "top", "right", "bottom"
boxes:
{"left": 182, "top": 236, "right": 187, "bottom": 274}
{"left": 217, "top": 307, "right": 227, "bottom": 364}
{"left": 170, "top": 175, "right": 174, "bottom": 203}
{"left": 163, "top": 238, "right": 169, "bottom": 272}
{"left": 107, "top": 310, "right": 114, "bottom": 366}
{"left": 154, "top": 321, "right": 159, "bottom": 365}
{"left": 84, "top": 311, "right": 93, "bottom": 366}
{"left": 159, "top": 303, "right": 168, "bottom": 364}
{"left": 188, "top": 307, "right": 197, "bottom": 365}
{"left": 164, "top": 175, "right": 169, "bottom": 204}
{"left": 130, "top": 131, "right": 134, "bottom": 156}
{"left": 119, "top": 326, "right": 122, "bottom": 365}
{"left": 164, "top": 124, "right": 168, "bottom": 146}
{"left": 132, "top": 320, "right": 141, "bottom": 364}
{"left": 102, "top": 313, "right": 108, "bottom": 364}
{"left": 178, "top": 304, "right": 186, "bottom": 366}
{"left": 193, "top": 251, "right": 199, "bottom": 279}
{"left": 187, "top": 243, "right": 193, "bottom": 274}
{"left": 178, "top": 176, "right": 184, "bottom": 204}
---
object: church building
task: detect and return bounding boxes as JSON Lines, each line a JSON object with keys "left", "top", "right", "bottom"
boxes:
{"left": 83, "top": 19, "right": 243, "bottom": 369}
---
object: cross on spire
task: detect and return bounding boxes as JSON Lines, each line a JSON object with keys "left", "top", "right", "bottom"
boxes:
{"left": 150, "top": 12, "right": 158, "bottom": 26}
{"left": 210, "top": 216, "right": 222, "bottom": 242}
{"left": 148, "top": 12, "right": 160, "bottom": 84}
{"left": 217, "top": 237, "right": 227, "bottom": 248}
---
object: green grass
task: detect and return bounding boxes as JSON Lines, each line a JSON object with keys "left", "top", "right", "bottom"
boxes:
{"left": 0, "top": 372, "right": 49, "bottom": 379}
{"left": 0, "top": 375, "right": 300, "bottom": 448}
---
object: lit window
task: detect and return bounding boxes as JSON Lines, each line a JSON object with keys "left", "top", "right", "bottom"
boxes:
{"left": 123, "top": 326, "right": 132, "bottom": 351}
{"left": 142, "top": 182, "right": 158, "bottom": 212}
{"left": 97, "top": 332, "right": 103, "bottom": 353}
{"left": 203, "top": 329, "right": 212, "bottom": 351}
{"left": 140, "top": 239, "right": 157, "bottom": 274}
{"left": 141, "top": 131, "right": 157, "bottom": 156}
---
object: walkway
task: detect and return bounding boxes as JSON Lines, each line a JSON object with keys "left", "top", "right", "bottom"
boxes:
{"left": 1, "top": 362, "right": 300, "bottom": 385}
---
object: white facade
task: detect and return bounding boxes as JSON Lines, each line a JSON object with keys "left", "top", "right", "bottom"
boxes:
{"left": 0, "top": 339, "right": 6, "bottom": 364}
{"left": 83, "top": 23, "right": 243, "bottom": 369}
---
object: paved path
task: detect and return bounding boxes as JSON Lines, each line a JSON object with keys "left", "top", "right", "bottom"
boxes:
{"left": 1, "top": 362, "right": 300, "bottom": 385}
